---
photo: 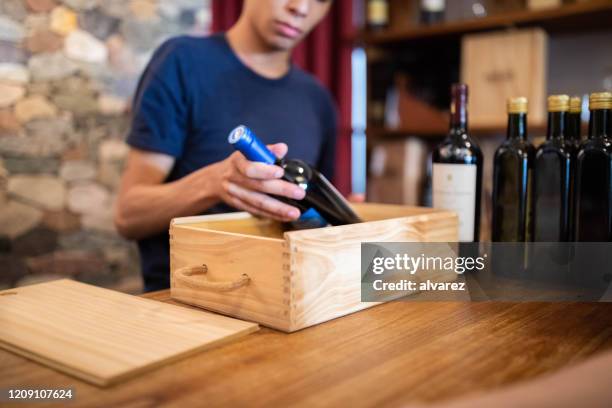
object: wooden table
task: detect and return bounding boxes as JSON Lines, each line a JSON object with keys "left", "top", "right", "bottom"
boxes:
{"left": 2, "top": 290, "right": 612, "bottom": 407}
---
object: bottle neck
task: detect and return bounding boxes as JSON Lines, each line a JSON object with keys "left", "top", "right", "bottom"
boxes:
{"left": 450, "top": 102, "right": 468, "bottom": 134}
{"left": 588, "top": 108, "right": 610, "bottom": 139}
{"left": 546, "top": 111, "right": 566, "bottom": 140}
{"left": 507, "top": 113, "right": 527, "bottom": 140}
{"left": 566, "top": 112, "right": 581, "bottom": 141}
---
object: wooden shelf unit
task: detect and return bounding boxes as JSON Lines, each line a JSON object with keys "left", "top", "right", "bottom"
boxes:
{"left": 366, "top": 123, "right": 550, "bottom": 140}
{"left": 360, "top": 0, "right": 612, "bottom": 46}
{"left": 359, "top": 0, "right": 612, "bottom": 206}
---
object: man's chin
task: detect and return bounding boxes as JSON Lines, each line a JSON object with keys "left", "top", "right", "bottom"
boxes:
{"left": 266, "top": 34, "right": 300, "bottom": 52}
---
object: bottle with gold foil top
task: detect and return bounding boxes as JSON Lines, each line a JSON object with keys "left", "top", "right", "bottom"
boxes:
{"left": 492, "top": 97, "right": 535, "bottom": 242}
{"left": 574, "top": 92, "right": 612, "bottom": 241}
{"left": 567, "top": 96, "right": 583, "bottom": 147}
{"left": 367, "top": 0, "right": 389, "bottom": 31}
{"left": 567, "top": 96, "right": 582, "bottom": 240}
{"left": 533, "top": 95, "right": 574, "bottom": 242}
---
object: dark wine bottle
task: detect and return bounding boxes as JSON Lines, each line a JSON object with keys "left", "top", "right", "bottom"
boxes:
{"left": 420, "top": 0, "right": 445, "bottom": 25}
{"left": 567, "top": 96, "right": 583, "bottom": 147}
{"left": 533, "top": 95, "right": 573, "bottom": 242}
{"left": 491, "top": 97, "right": 535, "bottom": 242}
{"left": 432, "top": 83, "right": 483, "bottom": 242}
{"left": 574, "top": 92, "right": 612, "bottom": 242}
{"left": 228, "top": 125, "right": 362, "bottom": 226}
{"left": 367, "top": 0, "right": 389, "bottom": 31}
{"left": 566, "top": 96, "right": 582, "bottom": 241}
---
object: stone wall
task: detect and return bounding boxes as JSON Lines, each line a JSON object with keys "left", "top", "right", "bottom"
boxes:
{"left": 0, "top": 0, "right": 210, "bottom": 293}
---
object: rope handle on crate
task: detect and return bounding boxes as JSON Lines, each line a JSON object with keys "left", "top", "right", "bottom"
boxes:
{"left": 174, "top": 265, "right": 250, "bottom": 292}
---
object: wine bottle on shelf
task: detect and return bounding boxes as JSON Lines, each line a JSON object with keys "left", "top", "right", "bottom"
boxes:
{"left": 567, "top": 96, "right": 583, "bottom": 147}
{"left": 432, "top": 83, "right": 483, "bottom": 243}
{"left": 367, "top": 0, "right": 389, "bottom": 31}
{"left": 574, "top": 92, "right": 612, "bottom": 242}
{"left": 533, "top": 95, "right": 574, "bottom": 242}
{"left": 491, "top": 97, "right": 535, "bottom": 242}
{"left": 566, "top": 96, "right": 583, "bottom": 241}
{"left": 420, "top": 0, "right": 446, "bottom": 25}
{"left": 228, "top": 125, "right": 362, "bottom": 227}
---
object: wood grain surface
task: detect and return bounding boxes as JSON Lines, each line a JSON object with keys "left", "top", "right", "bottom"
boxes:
{"left": 170, "top": 220, "right": 290, "bottom": 330}
{"left": 171, "top": 203, "right": 458, "bottom": 332}
{"left": 1, "top": 289, "right": 611, "bottom": 407}
{"left": 461, "top": 28, "right": 548, "bottom": 129}
{"left": 0, "top": 280, "right": 258, "bottom": 387}
{"left": 284, "top": 208, "right": 458, "bottom": 330}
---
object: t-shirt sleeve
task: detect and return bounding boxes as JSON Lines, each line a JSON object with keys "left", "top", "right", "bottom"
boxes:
{"left": 126, "top": 39, "right": 190, "bottom": 158}
{"left": 316, "top": 93, "right": 338, "bottom": 182}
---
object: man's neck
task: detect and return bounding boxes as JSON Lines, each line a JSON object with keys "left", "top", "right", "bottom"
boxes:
{"left": 226, "top": 19, "right": 292, "bottom": 80}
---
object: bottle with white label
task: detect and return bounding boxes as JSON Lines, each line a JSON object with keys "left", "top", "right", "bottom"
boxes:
{"left": 432, "top": 83, "right": 483, "bottom": 242}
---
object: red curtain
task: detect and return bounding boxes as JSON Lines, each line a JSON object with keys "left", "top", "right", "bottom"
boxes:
{"left": 211, "top": 0, "right": 354, "bottom": 195}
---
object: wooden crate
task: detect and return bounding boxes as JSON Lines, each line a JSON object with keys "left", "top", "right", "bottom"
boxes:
{"left": 367, "top": 138, "right": 428, "bottom": 205}
{"left": 170, "top": 203, "right": 458, "bottom": 332}
{"left": 461, "top": 28, "right": 548, "bottom": 128}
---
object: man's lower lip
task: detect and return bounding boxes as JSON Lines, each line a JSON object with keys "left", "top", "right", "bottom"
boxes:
{"left": 275, "top": 23, "right": 301, "bottom": 39}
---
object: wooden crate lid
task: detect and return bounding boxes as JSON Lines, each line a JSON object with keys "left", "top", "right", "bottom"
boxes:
{"left": 0, "top": 279, "right": 258, "bottom": 386}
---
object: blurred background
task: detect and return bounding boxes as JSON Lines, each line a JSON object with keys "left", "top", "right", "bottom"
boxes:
{"left": 357, "top": 0, "right": 612, "bottom": 242}
{"left": 0, "top": 0, "right": 211, "bottom": 293}
{"left": 1, "top": 0, "right": 612, "bottom": 292}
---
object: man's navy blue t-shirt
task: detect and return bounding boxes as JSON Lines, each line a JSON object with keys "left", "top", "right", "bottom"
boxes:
{"left": 126, "top": 34, "right": 338, "bottom": 292}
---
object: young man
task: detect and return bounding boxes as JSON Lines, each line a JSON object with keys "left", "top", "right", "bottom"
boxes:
{"left": 114, "top": 0, "right": 337, "bottom": 292}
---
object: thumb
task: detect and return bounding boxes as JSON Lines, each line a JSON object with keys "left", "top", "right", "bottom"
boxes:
{"left": 267, "top": 143, "right": 288, "bottom": 160}
{"left": 348, "top": 193, "right": 366, "bottom": 203}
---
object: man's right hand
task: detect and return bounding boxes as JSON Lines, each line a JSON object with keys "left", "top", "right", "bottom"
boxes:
{"left": 115, "top": 144, "right": 306, "bottom": 241}
{"left": 211, "top": 143, "right": 306, "bottom": 222}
